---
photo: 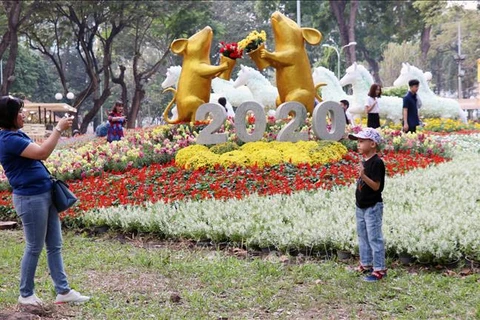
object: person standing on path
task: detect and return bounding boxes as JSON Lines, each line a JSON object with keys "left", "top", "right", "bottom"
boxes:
{"left": 0, "top": 96, "right": 90, "bottom": 306}
{"left": 402, "top": 79, "right": 420, "bottom": 133}
{"left": 348, "top": 128, "right": 387, "bottom": 282}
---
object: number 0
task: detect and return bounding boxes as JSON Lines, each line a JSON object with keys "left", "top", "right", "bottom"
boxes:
{"left": 312, "top": 101, "right": 346, "bottom": 141}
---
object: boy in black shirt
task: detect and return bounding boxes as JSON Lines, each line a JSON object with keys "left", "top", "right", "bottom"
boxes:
{"left": 348, "top": 128, "right": 386, "bottom": 282}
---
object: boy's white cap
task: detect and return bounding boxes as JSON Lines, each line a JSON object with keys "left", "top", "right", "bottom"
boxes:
{"left": 348, "top": 128, "right": 382, "bottom": 144}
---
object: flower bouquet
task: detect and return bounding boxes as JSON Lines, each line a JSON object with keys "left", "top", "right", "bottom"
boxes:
{"left": 217, "top": 41, "right": 243, "bottom": 80}
{"left": 219, "top": 41, "right": 243, "bottom": 60}
{"left": 238, "top": 30, "right": 269, "bottom": 71}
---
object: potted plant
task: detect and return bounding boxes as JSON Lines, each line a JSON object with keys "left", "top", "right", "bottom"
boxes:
{"left": 238, "top": 30, "right": 269, "bottom": 71}
{"left": 217, "top": 41, "right": 243, "bottom": 81}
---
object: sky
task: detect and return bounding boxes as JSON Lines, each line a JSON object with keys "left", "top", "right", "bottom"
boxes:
{"left": 447, "top": 0, "right": 478, "bottom": 10}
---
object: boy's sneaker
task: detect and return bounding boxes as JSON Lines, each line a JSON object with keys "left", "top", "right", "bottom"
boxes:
{"left": 353, "top": 265, "right": 373, "bottom": 275}
{"left": 55, "top": 289, "right": 90, "bottom": 304}
{"left": 363, "top": 270, "right": 387, "bottom": 282}
{"left": 18, "top": 294, "right": 43, "bottom": 306}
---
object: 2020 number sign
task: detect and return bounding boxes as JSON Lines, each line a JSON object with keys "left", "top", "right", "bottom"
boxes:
{"left": 195, "top": 100, "right": 346, "bottom": 145}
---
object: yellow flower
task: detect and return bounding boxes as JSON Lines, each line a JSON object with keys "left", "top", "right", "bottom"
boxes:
{"left": 184, "top": 152, "right": 219, "bottom": 170}
{"left": 238, "top": 30, "right": 267, "bottom": 52}
{"left": 175, "top": 145, "right": 209, "bottom": 167}
{"left": 174, "top": 141, "right": 348, "bottom": 169}
{"left": 218, "top": 150, "right": 251, "bottom": 167}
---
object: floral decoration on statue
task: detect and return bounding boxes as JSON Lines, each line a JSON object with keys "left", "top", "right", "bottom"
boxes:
{"left": 219, "top": 42, "right": 243, "bottom": 59}
{"left": 238, "top": 30, "right": 267, "bottom": 53}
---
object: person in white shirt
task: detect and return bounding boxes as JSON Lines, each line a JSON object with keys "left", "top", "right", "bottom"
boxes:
{"left": 365, "top": 84, "right": 382, "bottom": 128}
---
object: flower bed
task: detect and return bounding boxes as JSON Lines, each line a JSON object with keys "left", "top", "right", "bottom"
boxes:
{"left": 0, "top": 120, "right": 478, "bottom": 262}
{"left": 0, "top": 149, "right": 446, "bottom": 221}
{"left": 175, "top": 141, "right": 348, "bottom": 169}
{"left": 359, "top": 117, "right": 480, "bottom": 133}
{"left": 0, "top": 118, "right": 458, "bottom": 187}
{"left": 79, "top": 150, "right": 480, "bottom": 263}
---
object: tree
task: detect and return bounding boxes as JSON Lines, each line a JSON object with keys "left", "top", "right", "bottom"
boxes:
{"left": 25, "top": 0, "right": 132, "bottom": 133}
{"left": 254, "top": 0, "right": 335, "bottom": 68}
{"left": 116, "top": 1, "right": 217, "bottom": 128}
{"left": 428, "top": 5, "right": 480, "bottom": 97}
{"left": 379, "top": 42, "right": 422, "bottom": 87}
{"left": 8, "top": 43, "right": 60, "bottom": 101}
{"left": 328, "top": 0, "right": 358, "bottom": 66}
{"left": 413, "top": 1, "right": 447, "bottom": 65}
{"left": 0, "top": 0, "right": 37, "bottom": 95}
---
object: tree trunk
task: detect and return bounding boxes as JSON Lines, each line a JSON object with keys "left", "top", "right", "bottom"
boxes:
{"left": 346, "top": 0, "right": 358, "bottom": 65}
{"left": 111, "top": 65, "right": 128, "bottom": 113}
{"left": 0, "top": 33, "right": 17, "bottom": 95}
{"left": 0, "top": 0, "right": 21, "bottom": 95}
{"left": 329, "top": 0, "right": 358, "bottom": 72}
{"left": 329, "top": 1, "right": 349, "bottom": 47}
{"left": 363, "top": 49, "right": 382, "bottom": 85}
{"left": 79, "top": 87, "right": 110, "bottom": 133}
{"left": 420, "top": 25, "right": 431, "bottom": 67}
{"left": 128, "top": 87, "right": 145, "bottom": 128}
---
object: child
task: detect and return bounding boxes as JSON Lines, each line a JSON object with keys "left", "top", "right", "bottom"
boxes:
{"left": 348, "top": 128, "right": 386, "bottom": 282}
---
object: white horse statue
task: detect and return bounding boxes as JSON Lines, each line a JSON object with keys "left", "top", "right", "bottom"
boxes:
{"left": 393, "top": 62, "right": 467, "bottom": 122}
{"left": 232, "top": 65, "right": 278, "bottom": 109}
{"left": 312, "top": 66, "right": 354, "bottom": 123}
{"left": 210, "top": 77, "right": 255, "bottom": 107}
{"left": 312, "top": 66, "right": 350, "bottom": 101}
{"left": 161, "top": 66, "right": 237, "bottom": 118}
{"left": 162, "top": 65, "right": 253, "bottom": 108}
{"left": 340, "top": 62, "right": 403, "bottom": 123}
{"left": 161, "top": 65, "right": 182, "bottom": 89}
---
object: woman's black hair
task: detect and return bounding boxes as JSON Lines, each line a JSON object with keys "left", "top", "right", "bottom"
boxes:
{"left": 0, "top": 96, "right": 24, "bottom": 129}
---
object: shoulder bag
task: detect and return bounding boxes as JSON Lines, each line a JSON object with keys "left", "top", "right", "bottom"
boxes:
{"left": 41, "top": 162, "right": 78, "bottom": 212}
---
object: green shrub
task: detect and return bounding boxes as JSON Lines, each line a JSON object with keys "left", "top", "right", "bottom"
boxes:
{"left": 209, "top": 142, "right": 240, "bottom": 154}
{"left": 383, "top": 86, "right": 408, "bottom": 98}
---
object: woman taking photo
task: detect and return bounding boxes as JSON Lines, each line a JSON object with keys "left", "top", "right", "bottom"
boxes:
{"left": 365, "top": 84, "right": 382, "bottom": 128}
{"left": 0, "top": 96, "right": 89, "bottom": 306}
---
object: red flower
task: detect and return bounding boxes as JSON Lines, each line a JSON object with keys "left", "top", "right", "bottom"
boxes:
{"left": 0, "top": 149, "right": 451, "bottom": 221}
{"left": 219, "top": 41, "right": 243, "bottom": 59}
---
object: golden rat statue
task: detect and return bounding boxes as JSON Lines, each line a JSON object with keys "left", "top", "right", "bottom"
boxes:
{"left": 260, "top": 11, "right": 323, "bottom": 114}
{"left": 163, "top": 26, "right": 228, "bottom": 124}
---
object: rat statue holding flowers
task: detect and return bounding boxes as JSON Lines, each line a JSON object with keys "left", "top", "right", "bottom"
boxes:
{"left": 259, "top": 11, "right": 322, "bottom": 115}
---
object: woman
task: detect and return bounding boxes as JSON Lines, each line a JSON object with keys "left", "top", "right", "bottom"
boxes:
{"left": 0, "top": 96, "right": 89, "bottom": 306}
{"left": 365, "top": 84, "right": 382, "bottom": 128}
{"left": 107, "top": 101, "right": 126, "bottom": 142}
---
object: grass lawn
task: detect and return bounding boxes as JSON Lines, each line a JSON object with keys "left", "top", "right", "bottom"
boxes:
{"left": 1, "top": 230, "right": 479, "bottom": 319}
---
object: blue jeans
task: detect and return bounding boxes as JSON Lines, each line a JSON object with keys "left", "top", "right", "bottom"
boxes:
{"left": 355, "top": 202, "right": 385, "bottom": 271}
{"left": 13, "top": 191, "right": 70, "bottom": 297}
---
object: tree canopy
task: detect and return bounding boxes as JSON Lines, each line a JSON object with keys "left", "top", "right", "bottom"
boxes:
{"left": 0, "top": 0, "right": 478, "bottom": 130}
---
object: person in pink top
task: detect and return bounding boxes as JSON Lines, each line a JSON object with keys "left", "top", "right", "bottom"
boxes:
{"left": 107, "top": 101, "right": 126, "bottom": 142}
